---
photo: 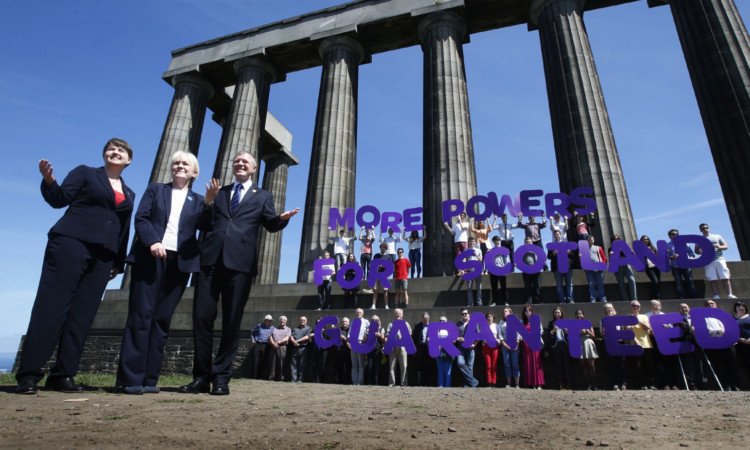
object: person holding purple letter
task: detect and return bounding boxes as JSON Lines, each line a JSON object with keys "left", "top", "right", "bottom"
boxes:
{"left": 455, "top": 308, "right": 479, "bottom": 387}
{"left": 576, "top": 310, "right": 599, "bottom": 390}
{"left": 434, "top": 316, "right": 454, "bottom": 388}
{"left": 500, "top": 306, "right": 521, "bottom": 388}
{"left": 667, "top": 229, "right": 698, "bottom": 299}
{"left": 582, "top": 235, "right": 607, "bottom": 303}
{"left": 521, "top": 305, "right": 545, "bottom": 389}
{"left": 403, "top": 227, "right": 426, "bottom": 278}
{"left": 546, "top": 307, "right": 572, "bottom": 390}
{"left": 601, "top": 303, "right": 626, "bottom": 390}
{"left": 548, "top": 230, "right": 574, "bottom": 303}
{"left": 444, "top": 212, "right": 469, "bottom": 276}
{"left": 359, "top": 226, "right": 375, "bottom": 280}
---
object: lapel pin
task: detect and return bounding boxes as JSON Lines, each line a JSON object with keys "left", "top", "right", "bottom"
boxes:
{"left": 187, "top": 196, "right": 193, "bottom": 201}
{"left": 252, "top": 189, "right": 257, "bottom": 193}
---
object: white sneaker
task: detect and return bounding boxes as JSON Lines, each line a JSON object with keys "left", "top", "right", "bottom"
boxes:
{"left": 385, "top": 304, "right": 389, "bottom": 309}
{"left": 729, "top": 294, "right": 738, "bottom": 299}
{"left": 370, "top": 305, "right": 376, "bottom": 310}
{"left": 713, "top": 295, "right": 720, "bottom": 300}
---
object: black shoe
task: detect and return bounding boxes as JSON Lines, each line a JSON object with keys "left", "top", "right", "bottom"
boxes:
{"left": 211, "top": 382, "right": 230, "bottom": 396}
{"left": 16, "top": 377, "right": 38, "bottom": 395}
{"left": 44, "top": 376, "right": 84, "bottom": 392}
{"left": 177, "top": 379, "right": 210, "bottom": 394}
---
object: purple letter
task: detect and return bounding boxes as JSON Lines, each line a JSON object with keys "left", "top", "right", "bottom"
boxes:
{"left": 569, "top": 187, "right": 596, "bottom": 215}
{"left": 356, "top": 205, "right": 380, "bottom": 230}
{"left": 520, "top": 189, "right": 544, "bottom": 217}
{"left": 384, "top": 320, "right": 417, "bottom": 355}
{"left": 633, "top": 239, "right": 670, "bottom": 272}
{"left": 545, "top": 192, "right": 571, "bottom": 218}
{"left": 442, "top": 199, "right": 464, "bottom": 224}
{"left": 313, "top": 258, "right": 335, "bottom": 285}
{"left": 485, "top": 246, "right": 512, "bottom": 276}
{"left": 555, "top": 319, "right": 591, "bottom": 358}
{"left": 691, "top": 307, "right": 741, "bottom": 350}
{"left": 545, "top": 241, "right": 577, "bottom": 273}
{"left": 367, "top": 259, "right": 394, "bottom": 288}
{"left": 675, "top": 235, "right": 715, "bottom": 269}
{"left": 349, "top": 318, "right": 378, "bottom": 355}
{"left": 315, "top": 316, "right": 341, "bottom": 349}
{"left": 466, "top": 195, "right": 493, "bottom": 222}
{"left": 578, "top": 240, "right": 607, "bottom": 271}
{"left": 497, "top": 193, "right": 521, "bottom": 217}
{"left": 337, "top": 261, "right": 363, "bottom": 290}
{"left": 329, "top": 207, "right": 354, "bottom": 230}
{"left": 380, "top": 211, "right": 402, "bottom": 233}
{"left": 506, "top": 314, "right": 542, "bottom": 351}
{"left": 514, "top": 244, "right": 546, "bottom": 275}
{"left": 463, "top": 312, "right": 498, "bottom": 348}
{"left": 428, "top": 321, "right": 460, "bottom": 358}
{"left": 649, "top": 313, "right": 694, "bottom": 355}
{"left": 403, "top": 207, "right": 423, "bottom": 232}
{"left": 602, "top": 315, "right": 643, "bottom": 356}
{"left": 608, "top": 240, "right": 644, "bottom": 274}
{"left": 456, "top": 249, "right": 483, "bottom": 281}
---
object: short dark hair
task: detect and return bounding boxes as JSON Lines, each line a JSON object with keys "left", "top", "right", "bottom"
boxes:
{"left": 103, "top": 138, "right": 133, "bottom": 160}
{"left": 733, "top": 302, "right": 747, "bottom": 314}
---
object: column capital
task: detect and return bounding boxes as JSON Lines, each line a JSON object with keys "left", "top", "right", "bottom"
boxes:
{"left": 529, "top": 0, "right": 585, "bottom": 27}
{"left": 417, "top": 11, "right": 467, "bottom": 44}
{"left": 232, "top": 56, "right": 279, "bottom": 84}
{"left": 318, "top": 35, "right": 365, "bottom": 64}
{"left": 171, "top": 73, "right": 215, "bottom": 99}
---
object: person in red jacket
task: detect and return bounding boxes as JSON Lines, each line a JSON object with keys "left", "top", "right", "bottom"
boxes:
{"left": 393, "top": 248, "right": 412, "bottom": 308}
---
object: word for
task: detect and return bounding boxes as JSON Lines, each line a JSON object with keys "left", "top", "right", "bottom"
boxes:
{"left": 327, "top": 188, "right": 597, "bottom": 233}
{"left": 312, "top": 309, "right": 740, "bottom": 358}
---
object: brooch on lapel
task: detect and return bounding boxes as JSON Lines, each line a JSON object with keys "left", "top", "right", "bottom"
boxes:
{"left": 252, "top": 189, "right": 257, "bottom": 193}
{"left": 187, "top": 196, "right": 194, "bottom": 201}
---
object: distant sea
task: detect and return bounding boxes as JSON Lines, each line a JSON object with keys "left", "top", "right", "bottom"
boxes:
{"left": 0, "top": 353, "right": 16, "bottom": 373}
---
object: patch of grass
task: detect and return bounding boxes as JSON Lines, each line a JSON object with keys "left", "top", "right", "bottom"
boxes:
{"left": 0, "top": 373, "right": 193, "bottom": 389}
{"left": 27, "top": 416, "right": 43, "bottom": 420}
{"left": 188, "top": 398, "right": 204, "bottom": 404}
{"left": 156, "top": 399, "right": 185, "bottom": 404}
{"left": 102, "top": 415, "right": 127, "bottom": 421}
{"left": 409, "top": 404, "right": 424, "bottom": 409}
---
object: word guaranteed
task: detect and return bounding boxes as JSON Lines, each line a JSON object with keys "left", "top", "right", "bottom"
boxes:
{"left": 313, "top": 310, "right": 740, "bottom": 358}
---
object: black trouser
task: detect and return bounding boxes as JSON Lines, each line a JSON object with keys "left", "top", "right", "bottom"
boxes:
{"left": 490, "top": 274, "right": 508, "bottom": 305}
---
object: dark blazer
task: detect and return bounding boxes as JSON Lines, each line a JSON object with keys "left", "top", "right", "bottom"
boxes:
{"left": 125, "top": 182, "right": 205, "bottom": 273}
{"left": 198, "top": 183, "right": 287, "bottom": 275}
{"left": 42, "top": 165, "right": 135, "bottom": 270}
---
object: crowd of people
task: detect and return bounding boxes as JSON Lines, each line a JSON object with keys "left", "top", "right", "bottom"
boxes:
{"left": 243, "top": 301, "right": 750, "bottom": 391}
{"left": 325, "top": 212, "right": 738, "bottom": 309}
{"left": 15, "top": 140, "right": 742, "bottom": 397}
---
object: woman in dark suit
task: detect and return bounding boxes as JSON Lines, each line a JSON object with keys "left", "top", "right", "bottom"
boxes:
{"left": 16, "top": 138, "right": 135, "bottom": 394}
{"left": 116, "top": 151, "right": 219, "bottom": 394}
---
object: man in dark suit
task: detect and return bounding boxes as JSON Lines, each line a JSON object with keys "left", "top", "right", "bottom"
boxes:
{"left": 178, "top": 151, "right": 299, "bottom": 395}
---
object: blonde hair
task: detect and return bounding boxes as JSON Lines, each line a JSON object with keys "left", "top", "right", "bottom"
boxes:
{"left": 171, "top": 151, "right": 199, "bottom": 179}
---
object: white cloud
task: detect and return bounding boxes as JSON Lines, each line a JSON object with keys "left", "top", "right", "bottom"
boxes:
{"left": 636, "top": 198, "right": 725, "bottom": 224}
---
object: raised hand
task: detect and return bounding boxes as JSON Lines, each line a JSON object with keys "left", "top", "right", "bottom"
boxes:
{"left": 39, "top": 159, "right": 56, "bottom": 185}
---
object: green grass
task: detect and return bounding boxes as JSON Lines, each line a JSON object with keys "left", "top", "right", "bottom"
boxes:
{"left": 0, "top": 373, "right": 193, "bottom": 388}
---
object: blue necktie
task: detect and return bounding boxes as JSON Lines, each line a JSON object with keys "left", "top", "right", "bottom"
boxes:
{"left": 230, "top": 183, "right": 243, "bottom": 214}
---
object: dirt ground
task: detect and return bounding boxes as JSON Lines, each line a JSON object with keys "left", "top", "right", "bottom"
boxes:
{"left": 1, "top": 380, "right": 748, "bottom": 449}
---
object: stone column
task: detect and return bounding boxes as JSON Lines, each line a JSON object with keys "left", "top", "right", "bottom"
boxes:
{"left": 418, "top": 12, "right": 478, "bottom": 277}
{"left": 659, "top": 0, "right": 750, "bottom": 260}
{"left": 256, "top": 150, "right": 298, "bottom": 284}
{"left": 297, "top": 36, "right": 364, "bottom": 282}
{"left": 530, "top": 0, "right": 636, "bottom": 250}
{"left": 122, "top": 73, "right": 213, "bottom": 288}
{"left": 213, "top": 57, "right": 278, "bottom": 186}
{"left": 149, "top": 74, "right": 214, "bottom": 184}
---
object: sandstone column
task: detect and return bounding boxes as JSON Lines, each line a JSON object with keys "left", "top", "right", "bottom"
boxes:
{"left": 419, "top": 12, "right": 478, "bottom": 277}
{"left": 122, "top": 73, "right": 213, "bottom": 288}
{"left": 657, "top": 0, "right": 750, "bottom": 259}
{"left": 530, "top": 0, "right": 636, "bottom": 249}
{"left": 213, "top": 57, "right": 278, "bottom": 186}
{"left": 297, "top": 36, "right": 365, "bottom": 282}
{"left": 256, "top": 149, "right": 298, "bottom": 284}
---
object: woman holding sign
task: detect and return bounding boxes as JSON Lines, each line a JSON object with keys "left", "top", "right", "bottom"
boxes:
{"left": 521, "top": 305, "right": 545, "bottom": 389}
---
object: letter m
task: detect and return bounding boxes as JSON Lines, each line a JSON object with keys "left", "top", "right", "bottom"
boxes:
{"left": 329, "top": 207, "right": 354, "bottom": 230}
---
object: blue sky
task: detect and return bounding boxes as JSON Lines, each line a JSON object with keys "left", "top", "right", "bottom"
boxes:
{"left": 1, "top": 0, "right": 747, "bottom": 354}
